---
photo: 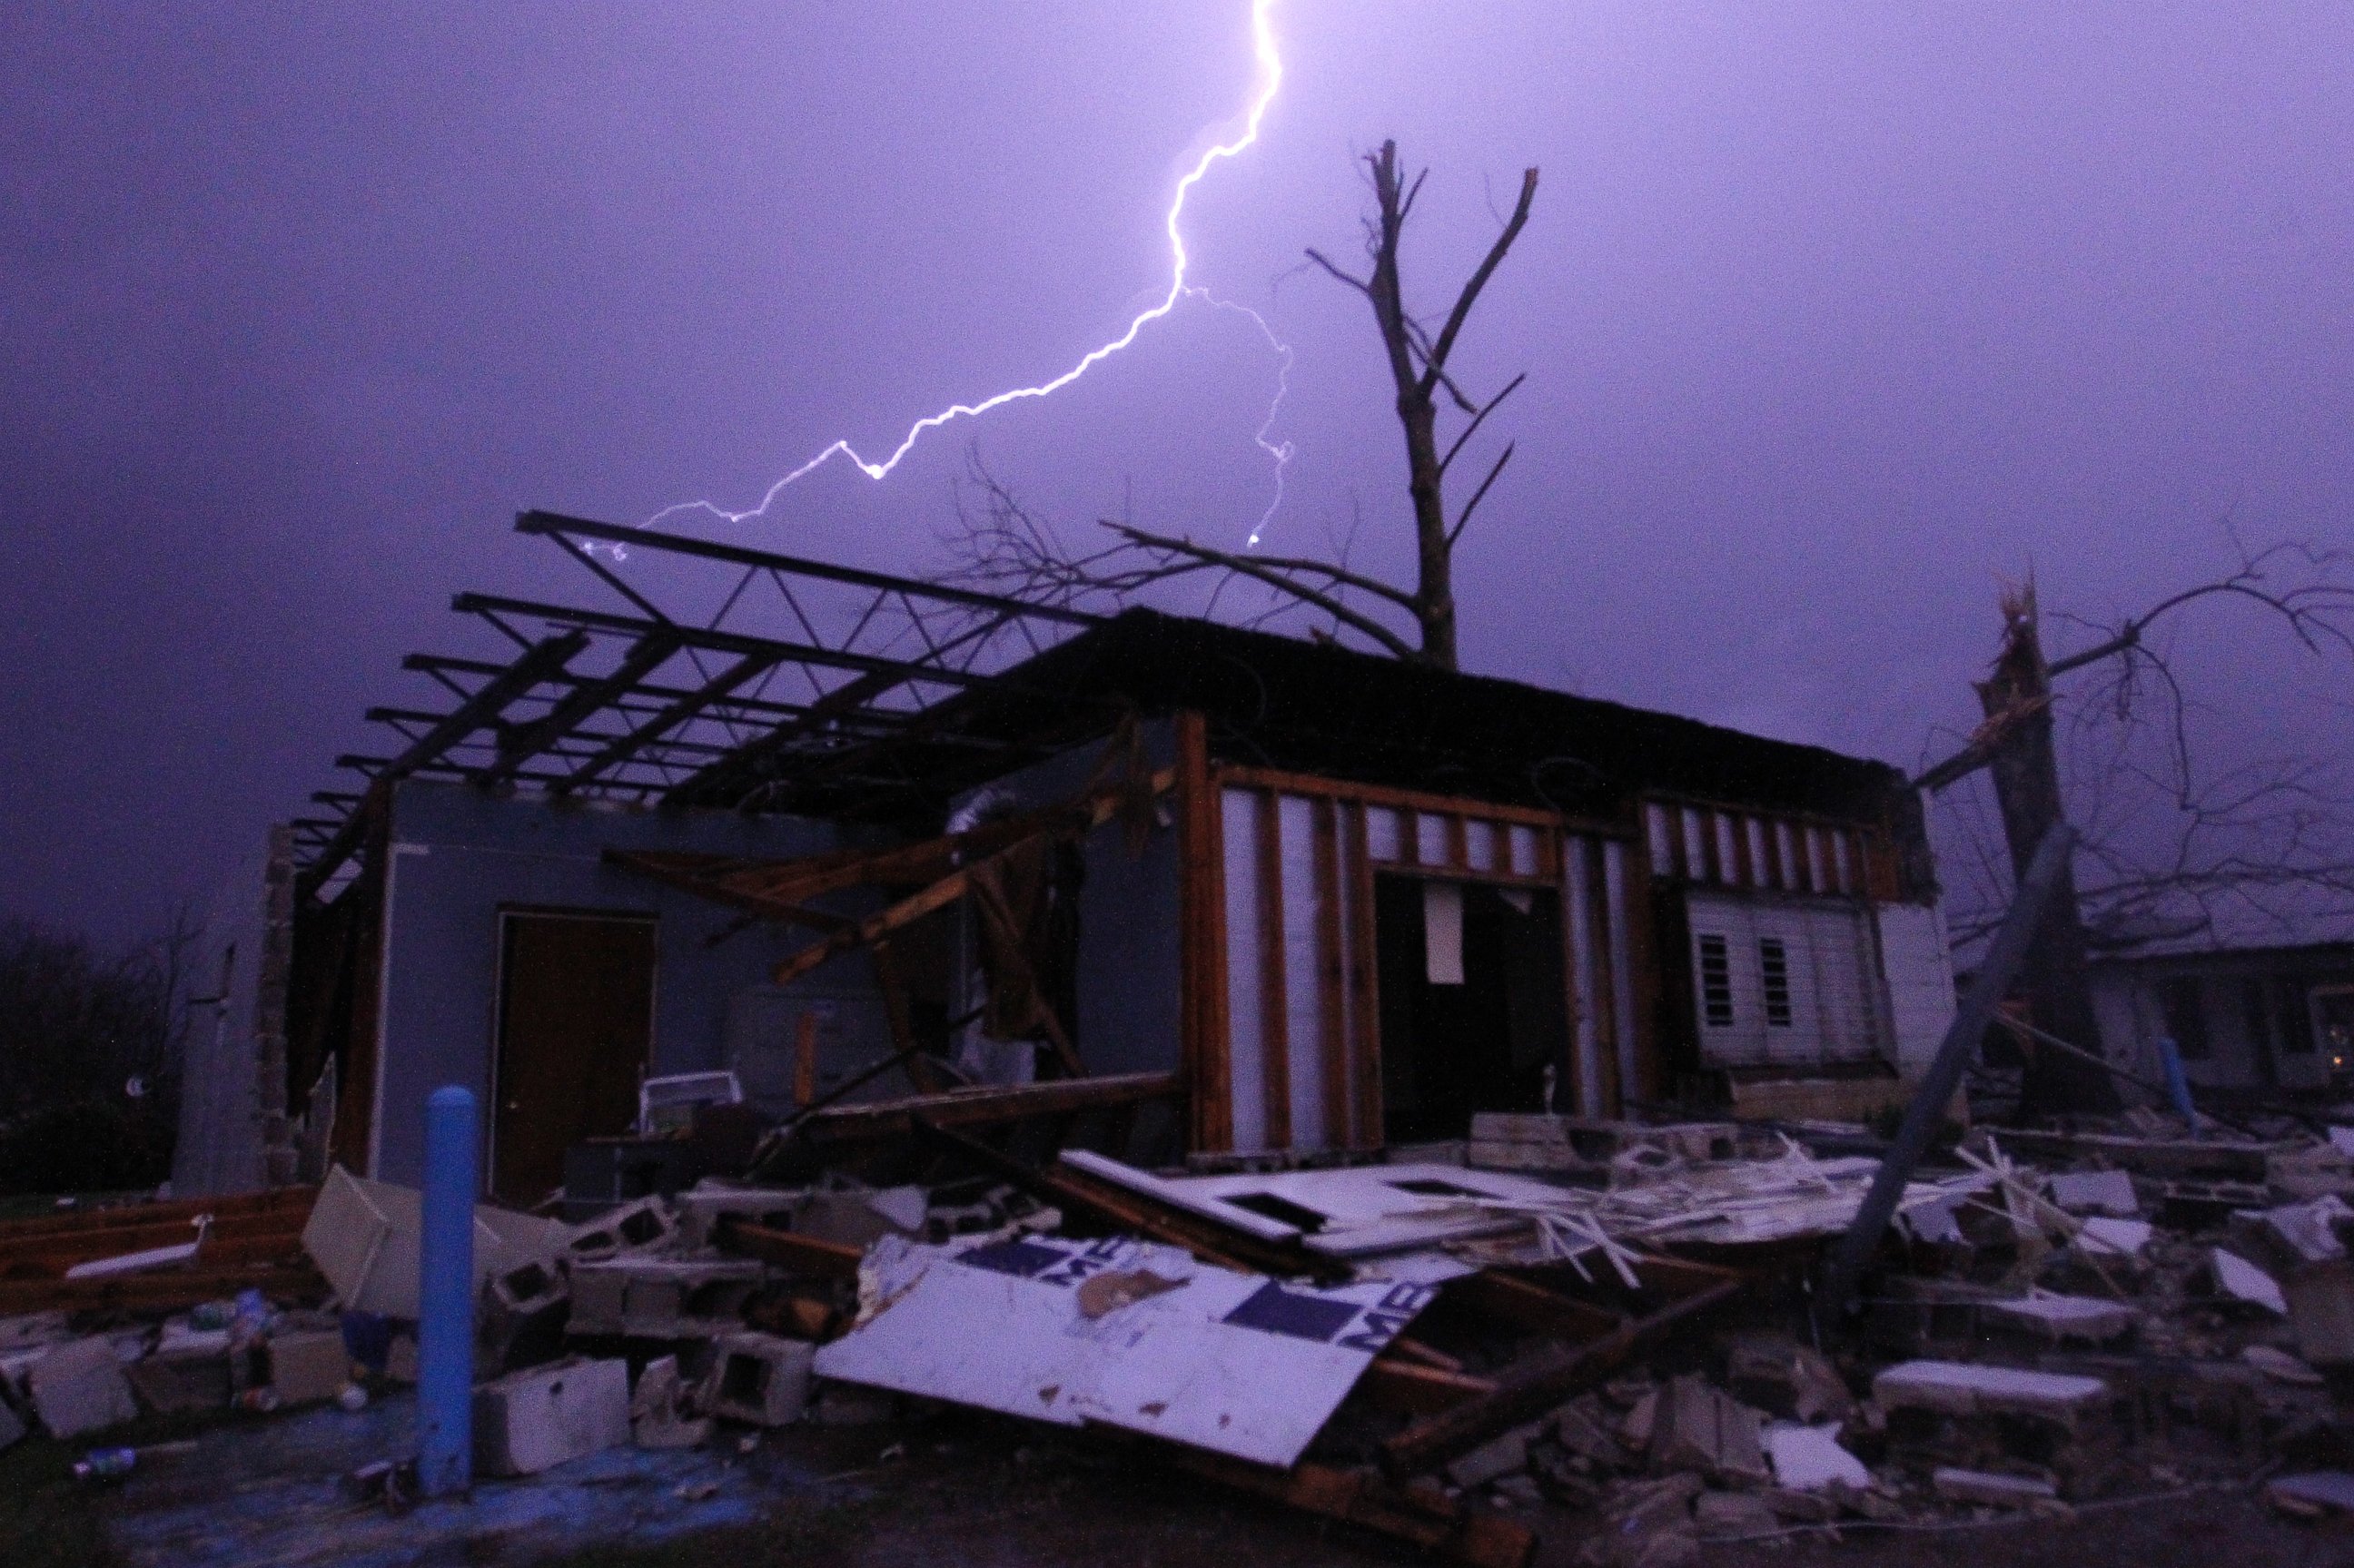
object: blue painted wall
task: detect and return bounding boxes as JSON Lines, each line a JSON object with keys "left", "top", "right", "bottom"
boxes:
{"left": 956, "top": 723, "right": 1184, "bottom": 1080}
{"left": 370, "top": 782, "right": 883, "bottom": 1185}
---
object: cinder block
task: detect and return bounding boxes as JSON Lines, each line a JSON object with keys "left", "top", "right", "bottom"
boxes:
{"left": 127, "top": 1351, "right": 232, "bottom": 1415}
{"left": 630, "top": 1355, "right": 712, "bottom": 1449}
{"left": 562, "top": 1196, "right": 679, "bottom": 1265}
{"left": 268, "top": 1329, "right": 352, "bottom": 1405}
{"left": 568, "top": 1258, "right": 765, "bottom": 1339}
{"left": 491, "top": 1258, "right": 568, "bottom": 1318}
{"left": 472, "top": 1356, "right": 631, "bottom": 1476}
{"left": 1871, "top": 1360, "right": 2108, "bottom": 1426}
{"left": 27, "top": 1337, "right": 138, "bottom": 1439}
{"left": 700, "top": 1333, "right": 813, "bottom": 1426}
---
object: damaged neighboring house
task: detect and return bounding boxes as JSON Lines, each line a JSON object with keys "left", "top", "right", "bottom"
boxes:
{"left": 177, "top": 510, "right": 1958, "bottom": 1198}
{"left": 2083, "top": 898, "right": 2354, "bottom": 1096}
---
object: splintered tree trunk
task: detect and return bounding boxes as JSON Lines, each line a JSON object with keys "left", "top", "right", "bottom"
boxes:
{"left": 1976, "top": 593, "right": 2120, "bottom": 1117}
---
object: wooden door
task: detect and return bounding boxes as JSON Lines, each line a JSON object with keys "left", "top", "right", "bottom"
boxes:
{"left": 492, "top": 912, "right": 656, "bottom": 1206}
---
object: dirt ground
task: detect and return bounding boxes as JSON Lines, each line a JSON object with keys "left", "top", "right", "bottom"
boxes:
{"left": 519, "top": 1411, "right": 2354, "bottom": 1568}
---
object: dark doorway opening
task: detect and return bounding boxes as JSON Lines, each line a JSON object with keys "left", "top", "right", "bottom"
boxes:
{"left": 1374, "top": 875, "right": 1568, "bottom": 1144}
{"left": 492, "top": 911, "right": 657, "bottom": 1206}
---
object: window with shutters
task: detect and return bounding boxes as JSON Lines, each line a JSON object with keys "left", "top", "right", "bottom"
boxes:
{"left": 1697, "top": 933, "right": 1735, "bottom": 1028}
{"left": 1759, "top": 938, "right": 1794, "bottom": 1028}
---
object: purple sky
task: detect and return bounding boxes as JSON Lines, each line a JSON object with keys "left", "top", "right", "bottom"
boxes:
{"left": 5, "top": 2, "right": 2350, "bottom": 943}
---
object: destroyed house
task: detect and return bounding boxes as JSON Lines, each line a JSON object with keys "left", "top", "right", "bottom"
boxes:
{"left": 182, "top": 511, "right": 1958, "bottom": 1199}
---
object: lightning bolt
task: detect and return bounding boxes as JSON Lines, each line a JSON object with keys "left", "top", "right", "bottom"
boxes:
{"left": 651, "top": 0, "right": 1294, "bottom": 546}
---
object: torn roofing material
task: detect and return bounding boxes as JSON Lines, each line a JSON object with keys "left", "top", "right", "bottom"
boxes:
{"left": 814, "top": 1232, "right": 1434, "bottom": 1467}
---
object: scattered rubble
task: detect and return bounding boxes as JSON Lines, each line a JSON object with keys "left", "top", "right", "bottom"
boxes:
{"left": 10, "top": 1100, "right": 2354, "bottom": 1564}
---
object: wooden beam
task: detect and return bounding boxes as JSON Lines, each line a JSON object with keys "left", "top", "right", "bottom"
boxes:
{"left": 1621, "top": 837, "right": 1665, "bottom": 1107}
{"left": 1213, "top": 764, "right": 1613, "bottom": 835}
{"left": 714, "top": 1218, "right": 863, "bottom": 1277}
{"left": 1254, "top": 790, "right": 1292, "bottom": 1150}
{"left": 1311, "top": 797, "right": 1350, "bottom": 1149}
{"left": 1381, "top": 1270, "right": 1744, "bottom": 1476}
{"left": 1176, "top": 711, "right": 1231, "bottom": 1152}
{"left": 1583, "top": 837, "right": 1623, "bottom": 1116}
{"left": 1344, "top": 803, "right": 1386, "bottom": 1149}
{"left": 788, "top": 1071, "right": 1181, "bottom": 1152}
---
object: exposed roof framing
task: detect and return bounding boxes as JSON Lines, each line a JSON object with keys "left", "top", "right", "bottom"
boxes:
{"left": 296, "top": 510, "right": 1103, "bottom": 898}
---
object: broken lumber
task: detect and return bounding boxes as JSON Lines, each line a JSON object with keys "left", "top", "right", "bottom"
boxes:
{"left": 1381, "top": 1264, "right": 1745, "bottom": 1476}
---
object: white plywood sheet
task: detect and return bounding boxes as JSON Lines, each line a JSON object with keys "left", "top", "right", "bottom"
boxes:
{"left": 814, "top": 1233, "right": 1433, "bottom": 1466}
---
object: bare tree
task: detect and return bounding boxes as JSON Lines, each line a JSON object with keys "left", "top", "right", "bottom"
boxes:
{"left": 1921, "top": 535, "right": 2354, "bottom": 1113}
{"left": 953, "top": 142, "right": 1538, "bottom": 671}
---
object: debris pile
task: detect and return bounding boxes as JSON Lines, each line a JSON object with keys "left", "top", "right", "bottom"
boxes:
{"left": 13, "top": 1098, "right": 2354, "bottom": 1564}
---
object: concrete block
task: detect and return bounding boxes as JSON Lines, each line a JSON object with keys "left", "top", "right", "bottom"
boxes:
{"left": 2285, "top": 1260, "right": 2354, "bottom": 1365}
{"left": 472, "top": 1356, "right": 630, "bottom": 1476}
{"left": 673, "top": 1186, "right": 803, "bottom": 1252}
{"left": 268, "top": 1330, "right": 352, "bottom": 1405}
{"left": 562, "top": 1196, "right": 678, "bottom": 1264}
{"left": 1984, "top": 1294, "right": 2138, "bottom": 1344}
{"left": 27, "top": 1337, "right": 138, "bottom": 1438}
{"left": 491, "top": 1257, "right": 568, "bottom": 1317}
{"left": 1692, "top": 1490, "right": 1779, "bottom": 1537}
{"left": 701, "top": 1334, "right": 813, "bottom": 1426}
{"left": 1932, "top": 1467, "right": 2056, "bottom": 1507}
{"left": 1724, "top": 1335, "right": 1853, "bottom": 1422}
{"left": 1649, "top": 1376, "right": 1767, "bottom": 1484}
{"left": 1763, "top": 1423, "right": 1869, "bottom": 1491}
{"left": 304, "top": 1164, "right": 566, "bottom": 1319}
{"left": 2212, "top": 1247, "right": 2288, "bottom": 1315}
{"left": 568, "top": 1257, "right": 766, "bottom": 1338}
{"left": 1871, "top": 1361, "right": 2108, "bottom": 1426}
{"left": 630, "top": 1355, "right": 713, "bottom": 1450}
{"left": 1446, "top": 1424, "right": 1537, "bottom": 1488}
{"left": 2047, "top": 1169, "right": 2137, "bottom": 1217}
{"left": 126, "top": 1350, "right": 232, "bottom": 1415}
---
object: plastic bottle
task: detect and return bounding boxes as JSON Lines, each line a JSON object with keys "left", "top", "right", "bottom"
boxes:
{"left": 74, "top": 1447, "right": 137, "bottom": 1483}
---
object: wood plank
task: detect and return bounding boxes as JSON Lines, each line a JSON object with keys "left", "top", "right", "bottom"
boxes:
{"left": 715, "top": 1218, "right": 863, "bottom": 1277}
{"left": 1442, "top": 1270, "right": 1620, "bottom": 1342}
{"left": 1727, "top": 813, "right": 1756, "bottom": 889}
{"left": 1176, "top": 712, "right": 1233, "bottom": 1152}
{"left": 1553, "top": 829, "right": 1589, "bottom": 1115}
{"left": 1621, "top": 836, "right": 1664, "bottom": 1107}
{"left": 1695, "top": 807, "right": 1723, "bottom": 884}
{"left": 1359, "top": 1356, "right": 1499, "bottom": 1415}
{"left": 1665, "top": 806, "right": 1691, "bottom": 881}
{"left": 792, "top": 1071, "right": 1182, "bottom": 1151}
{"left": 1311, "top": 798, "right": 1350, "bottom": 1149}
{"left": 1214, "top": 764, "right": 1587, "bottom": 833}
{"left": 1582, "top": 837, "right": 1622, "bottom": 1116}
{"left": 1343, "top": 804, "right": 1386, "bottom": 1151}
{"left": 0, "top": 1260, "right": 327, "bottom": 1317}
{"left": 0, "top": 1185, "right": 315, "bottom": 1246}
{"left": 1255, "top": 790, "right": 1292, "bottom": 1150}
{"left": 1759, "top": 812, "right": 1787, "bottom": 889}
{"left": 770, "top": 768, "right": 1177, "bottom": 988}
{"left": 0, "top": 1211, "right": 311, "bottom": 1279}
{"left": 1381, "top": 1273, "right": 1745, "bottom": 1476}
{"left": 1444, "top": 814, "right": 1469, "bottom": 872}
{"left": 1792, "top": 823, "right": 1818, "bottom": 893}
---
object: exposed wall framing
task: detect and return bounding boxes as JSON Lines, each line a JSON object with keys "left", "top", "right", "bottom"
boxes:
{"left": 1209, "top": 762, "right": 1647, "bottom": 1151}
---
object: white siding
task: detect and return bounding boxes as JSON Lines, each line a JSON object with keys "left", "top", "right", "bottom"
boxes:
{"left": 1221, "top": 789, "right": 1268, "bottom": 1153}
{"left": 1874, "top": 902, "right": 1956, "bottom": 1081}
{"left": 1688, "top": 890, "right": 1885, "bottom": 1069}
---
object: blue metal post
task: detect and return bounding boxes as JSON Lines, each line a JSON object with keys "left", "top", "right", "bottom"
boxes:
{"left": 418, "top": 1086, "right": 477, "bottom": 1497}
